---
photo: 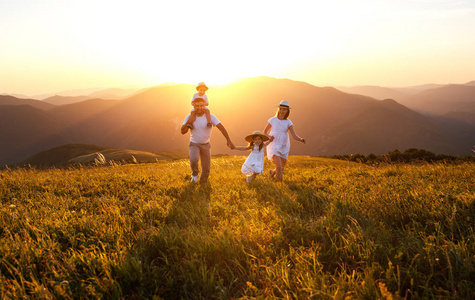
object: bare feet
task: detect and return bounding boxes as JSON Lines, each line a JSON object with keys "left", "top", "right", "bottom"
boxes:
{"left": 269, "top": 169, "right": 276, "bottom": 178}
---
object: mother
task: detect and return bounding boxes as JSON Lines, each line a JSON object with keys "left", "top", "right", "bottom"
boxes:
{"left": 264, "top": 100, "right": 306, "bottom": 182}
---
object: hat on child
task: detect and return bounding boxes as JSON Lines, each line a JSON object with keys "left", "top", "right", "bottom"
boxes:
{"left": 278, "top": 100, "right": 291, "bottom": 108}
{"left": 245, "top": 130, "right": 269, "bottom": 143}
{"left": 196, "top": 82, "right": 208, "bottom": 91}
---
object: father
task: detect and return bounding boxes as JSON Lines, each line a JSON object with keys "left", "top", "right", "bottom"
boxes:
{"left": 181, "top": 97, "right": 235, "bottom": 183}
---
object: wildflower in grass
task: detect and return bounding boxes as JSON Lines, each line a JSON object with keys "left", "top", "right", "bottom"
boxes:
{"left": 94, "top": 152, "right": 106, "bottom": 165}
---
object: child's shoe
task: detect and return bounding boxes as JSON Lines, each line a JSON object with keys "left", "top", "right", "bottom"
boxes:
{"left": 191, "top": 175, "right": 198, "bottom": 183}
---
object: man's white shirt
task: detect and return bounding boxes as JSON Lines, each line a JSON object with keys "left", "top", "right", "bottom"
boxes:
{"left": 183, "top": 114, "right": 220, "bottom": 144}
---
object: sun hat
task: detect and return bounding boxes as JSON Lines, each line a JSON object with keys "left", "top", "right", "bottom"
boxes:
{"left": 245, "top": 130, "right": 269, "bottom": 143}
{"left": 196, "top": 82, "right": 208, "bottom": 91}
{"left": 278, "top": 100, "right": 290, "bottom": 108}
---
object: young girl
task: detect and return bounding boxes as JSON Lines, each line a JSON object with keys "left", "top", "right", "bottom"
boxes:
{"left": 234, "top": 130, "right": 274, "bottom": 183}
{"left": 185, "top": 82, "right": 212, "bottom": 128}
{"left": 264, "top": 100, "right": 306, "bottom": 182}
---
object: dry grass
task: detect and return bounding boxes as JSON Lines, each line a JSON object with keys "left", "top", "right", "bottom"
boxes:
{"left": 0, "top": 157, "right": 474, "bottom": 299}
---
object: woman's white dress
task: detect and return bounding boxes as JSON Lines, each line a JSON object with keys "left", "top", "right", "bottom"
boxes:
{"left": 241, "top": 145, "right": 265, "bottom": 175}
{"left": 266, "top": 117, "right": 293, "bottom": 160}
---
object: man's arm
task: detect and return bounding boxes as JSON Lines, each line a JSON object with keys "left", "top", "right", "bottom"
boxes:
{"left": 181, "top": 124, "right": 189, "bottom": 135}
{"left": 181, "top": 115, "right": 191, "bottom": 134}
{"left": 216, "top": 123, "right": 235, "bottom": 149}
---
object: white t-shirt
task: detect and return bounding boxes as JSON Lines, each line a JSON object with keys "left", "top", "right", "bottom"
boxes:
{"left": 183, "top": 113, "right": 220, "bottom": 144}
{"left": 192, "top": 93, "right": 209, "bottom": 105}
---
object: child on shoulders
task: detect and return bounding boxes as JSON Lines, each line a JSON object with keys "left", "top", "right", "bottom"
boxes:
{"left": 185, "top": 82, "right": 212, "bottom": 129}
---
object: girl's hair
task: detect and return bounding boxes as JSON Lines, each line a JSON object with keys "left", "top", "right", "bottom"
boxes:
{"left": 275, "top": 107, "right": 290, "bottom": 119}
{"left": 248, "top": 139, "right": 264, "bottom": 151}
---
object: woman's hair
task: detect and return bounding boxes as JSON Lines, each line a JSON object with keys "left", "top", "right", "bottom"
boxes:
{"left": 275, "top": 107, "right": 290, "bottom": 119}
{"left": 248, "top": 139, "right": 264, "bottom": 151}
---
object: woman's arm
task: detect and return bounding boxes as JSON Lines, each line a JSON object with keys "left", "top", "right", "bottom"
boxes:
{"left": 289, "top": 125, "right": 306, "bottom": 144}
{"left": 263, "top": 123, "right": 272, "bottom": 138}
{"left": 263, "top": 136, "right": 274, "bottom": 147}
{"left": 234, "top": 146, "right": 251, "bottom": 151}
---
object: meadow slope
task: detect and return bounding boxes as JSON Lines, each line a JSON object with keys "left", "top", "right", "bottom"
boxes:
{"left": 0, "top": 157, "right": 474, "bottom": 299}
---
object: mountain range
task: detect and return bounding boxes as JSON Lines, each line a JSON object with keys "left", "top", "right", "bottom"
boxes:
{"left": 1, "top": 77, "right": 474, "bottom": 166}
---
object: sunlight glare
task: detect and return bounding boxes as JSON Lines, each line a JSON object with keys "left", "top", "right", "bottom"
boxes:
{"left": 80, "top": 0, "right": 363, "bottom": 86}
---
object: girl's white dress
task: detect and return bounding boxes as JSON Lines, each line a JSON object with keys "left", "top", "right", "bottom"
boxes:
{"left": 241, "top": 145, "right": 265, "bottom": 175}
{"left": 266, "top": 117, "right": 293, "bottom": 160}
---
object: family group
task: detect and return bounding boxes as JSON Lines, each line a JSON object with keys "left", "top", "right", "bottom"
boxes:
{"left": 181, "top": 82, "right": 306, "bottom": 184}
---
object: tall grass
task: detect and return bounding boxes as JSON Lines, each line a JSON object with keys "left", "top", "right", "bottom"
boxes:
{"left": 0, "top": 157, "right": 474, "bottom": 299}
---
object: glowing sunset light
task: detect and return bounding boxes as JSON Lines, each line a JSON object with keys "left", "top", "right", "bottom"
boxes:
{"left": 1, "top": 0, "right": 475, "bottom": 95}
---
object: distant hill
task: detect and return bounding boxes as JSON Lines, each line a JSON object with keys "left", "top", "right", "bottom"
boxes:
{"left": 42, "top": 95, "right": 92, "bottom": 105}
{"left": 442, "top": 110, "right": 475, "bottom": 125}
{"left": 0, "top": 105, "right": 71, "bottom": 165}
{"left": 87, "top": 88, "right": 140, "bottom": 99}
{"left": 0, "top": 95, "right": 55, "bottom": 110}
{"left": 0, "top": 77, "right": 474, "bottom": 166}
{"left": 15, "top": 144, "right": 171, "bottom": 167}
{"left": 396, "top": 85, "right": 475, "bottom": 122}
{"left": 334, "top": 83, "right": 475, "bottom": 125}
{"left": 1, "top": 92, "right": 30, "bottom": 99}
{"left": 34, "top": 87, "right": 144, "bottom": 101}
{"left": 41, "top": 88, "right": 138, "bottom": 106}
{"left": 34, "top": 87, "right": 105, "bottom": 100}
{"left": 336, "top": 85, "right": 409, "bottom": 100}
{"left": 50, "top": 98, "right": 119, "bottom": 124}
{"left": 394, "top": 83, "right": 446, "bottom": 94}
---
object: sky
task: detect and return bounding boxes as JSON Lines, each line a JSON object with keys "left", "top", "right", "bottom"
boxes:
{"left": 2, "top": 0, "right": 475, "bottom": 96}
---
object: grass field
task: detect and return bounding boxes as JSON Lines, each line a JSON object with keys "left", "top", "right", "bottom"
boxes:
{"left": 0, "top": 156, "right": 474, "bottom": 299}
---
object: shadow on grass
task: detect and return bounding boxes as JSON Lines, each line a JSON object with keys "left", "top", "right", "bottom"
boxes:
{"left": 162, "top": 181, "right": 213, "bottom": 229}
{"left": 134, "top": 180, "right": 251, "bottom": 299}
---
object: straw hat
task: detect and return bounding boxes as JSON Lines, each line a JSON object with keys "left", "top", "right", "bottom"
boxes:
{"left": 196, "top": 82, "right": 208, "bottom": 91}
{"left": 245, "top": 130, "right": 269, "bottom": 143}
{"left": 278, "top": 100, "right": 290, "bottom": 108}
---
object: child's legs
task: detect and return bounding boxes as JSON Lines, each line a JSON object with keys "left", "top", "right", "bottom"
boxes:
{"left": 205, "top": 108, "right": 211, "bottom": 123}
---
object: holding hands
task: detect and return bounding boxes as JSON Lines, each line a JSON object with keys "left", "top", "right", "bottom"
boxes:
{"left": 227, "top": 141, "right": 235, "bottom": 149}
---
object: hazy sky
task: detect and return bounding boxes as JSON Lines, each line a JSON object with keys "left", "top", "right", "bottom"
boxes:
{"left": 2, "top": 0, "right": 475, "bottom": 95}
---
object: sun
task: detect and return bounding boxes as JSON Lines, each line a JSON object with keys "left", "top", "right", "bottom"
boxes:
{"left": 110, "top": 42, "right": 274, "bottom": 87}
{"left": 78, "top": 0, "right": 357, "bottom": 88}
